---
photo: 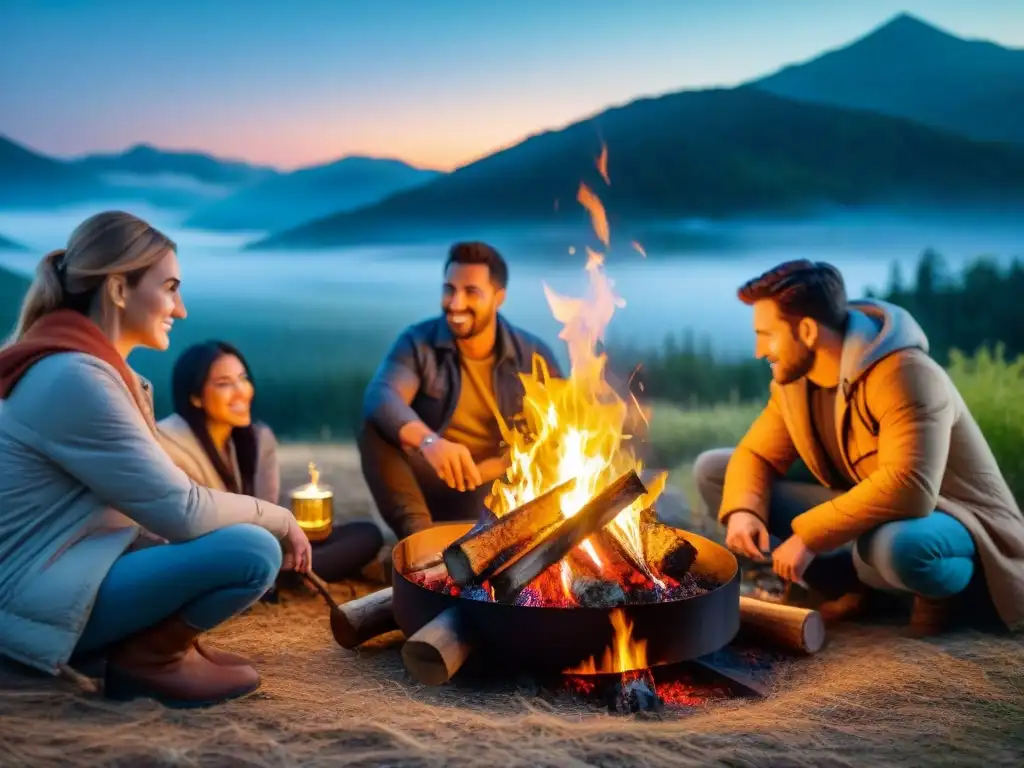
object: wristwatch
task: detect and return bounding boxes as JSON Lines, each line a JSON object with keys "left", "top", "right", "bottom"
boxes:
{"left": 419, "top": 433, "right": 438, "bottom": 452}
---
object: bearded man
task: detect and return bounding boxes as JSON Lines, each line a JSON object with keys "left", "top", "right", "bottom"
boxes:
{"left": 359, "top": 241, "right": 563, "bottom": 541}
{"left": 694, "top": 260, "right": 1024, "bottom": 635}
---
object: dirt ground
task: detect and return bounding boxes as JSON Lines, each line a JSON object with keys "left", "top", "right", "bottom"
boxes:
{"left": 1, "top": 444, "right": 1023, "bottom": 767}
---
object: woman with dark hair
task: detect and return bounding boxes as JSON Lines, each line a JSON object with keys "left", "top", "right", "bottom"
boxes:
{"left": 158, "top": 341, "right": 385, "bottom": 585}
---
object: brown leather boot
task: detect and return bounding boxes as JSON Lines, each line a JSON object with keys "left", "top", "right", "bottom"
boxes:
{"left": 908, "top": 595, "right": 958, "bottom": 637}
{"left": 194, "top": 639, "right": 252, "bottom": 667}
{"left": 815, "top": 590, "right": 869, "bottom": 622}
{"left": 105, "top": 615, "right": 261, "bottom": 708}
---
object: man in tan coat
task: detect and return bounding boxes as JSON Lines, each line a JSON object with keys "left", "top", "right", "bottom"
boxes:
{"left": 695, "top": 260, "right": 1024, "bottom": 635}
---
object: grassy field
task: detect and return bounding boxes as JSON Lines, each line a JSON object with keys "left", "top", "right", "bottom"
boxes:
{"left": 2, "top": 356, "right": 1023, "bottom": 767}
{"left": 2, "top": 256, "right": 1023, "bottom": 766}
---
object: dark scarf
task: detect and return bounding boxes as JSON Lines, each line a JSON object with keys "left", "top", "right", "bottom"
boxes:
{"left": 0, "top": 310, "right": 155, "bottom": 432}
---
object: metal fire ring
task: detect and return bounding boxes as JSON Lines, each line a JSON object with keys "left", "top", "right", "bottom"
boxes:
{"left": 392, "top": 522, "right": 741, "bottom": 673}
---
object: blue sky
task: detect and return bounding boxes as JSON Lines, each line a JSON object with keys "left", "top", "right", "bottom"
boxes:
{"left": 2, "top": 0, "right": 1022, "bottom": 170}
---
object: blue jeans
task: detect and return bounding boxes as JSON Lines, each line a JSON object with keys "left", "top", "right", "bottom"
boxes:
{"left": 694, "top": 448, "right": 977, "bottom": 599}
{"left": 74, "top": 524, "right": 282, "bottom": 655}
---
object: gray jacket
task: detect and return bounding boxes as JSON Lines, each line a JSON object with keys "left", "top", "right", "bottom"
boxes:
{"left": 158, "top": 413, "right": 281, "bottom": 505}
{"left": 0, "top": 353, "right": 293, "bottom": 675}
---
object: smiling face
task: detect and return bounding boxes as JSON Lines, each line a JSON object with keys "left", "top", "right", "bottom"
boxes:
{"left": 195, "top": 353, "right": 255, "bottom": 429}
{"left": 114, "top": 249, "right": 187, "bottom": 351}
{"left": 752, "top": 298, "right": 816, "bottom": 385}
{"left": 441, "top": 262, "right": 505, "bottom": 340}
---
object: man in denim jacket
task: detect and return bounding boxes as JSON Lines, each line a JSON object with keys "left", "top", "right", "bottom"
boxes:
{"left": 359, "top": 242, "right": 564, "bottom": 540}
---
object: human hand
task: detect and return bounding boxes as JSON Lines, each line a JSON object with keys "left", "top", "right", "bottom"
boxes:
{"left": 475, "top": 453, "right": 512, "bottom": 485}
{"left": 421, "top": 437, "right": 483, "bottom": 492}
{"left": 725, "top": 511, "right": 771, "bottom": 562}
{"left": 281, "top": 517, "right": 313, "bottom": 573}
{"left": 772, "top": 534, "right": 815, "bottom": 583}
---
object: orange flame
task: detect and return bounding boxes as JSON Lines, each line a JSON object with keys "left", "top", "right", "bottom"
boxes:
{"left": 596, "top": 144, "right": 610, "bottom": 185}
{"left": 489, "top": 146, "right": 667, "bottom": 589}
{"left": 565, "top": 608, "right": 648, "bottom": 674}
{"left": 576, "top": 183, "right": 610, "bottom": 249}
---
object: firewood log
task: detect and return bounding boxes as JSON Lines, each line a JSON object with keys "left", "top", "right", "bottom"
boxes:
{"left": 307, "top": 554, "right": 446, "bottom": 650}
{"left": 401, "top": 606, "right": 475, "bottom": 685}
{"left": 641, "top": 519, "right": 698, "bottom": 581}
{"left": 738, "top": 596, "right": 826, "bottom": 655}
{"left": 490, "top": 470, "right": 648, "bottom": 604}
{"left": 305, "top": 573, "right": 400, "bottom": 649}
{"left": 443, "top": 477, "right": 576, "bottom": 585}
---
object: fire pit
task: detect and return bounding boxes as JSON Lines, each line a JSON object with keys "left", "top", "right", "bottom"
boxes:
{"left": 392, "top": 519, "right": 741, "bottom": 679}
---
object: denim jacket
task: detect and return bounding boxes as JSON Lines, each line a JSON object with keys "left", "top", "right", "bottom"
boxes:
{"left": 363, "top": 314, "right": 564, "bottom": 445}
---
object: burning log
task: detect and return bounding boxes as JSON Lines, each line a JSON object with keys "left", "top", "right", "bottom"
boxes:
{"left": 490, "top": 470, "right": 648, "bottom": 604}
{"left": 442, "top": 478, "right": 576, "bottom": 585}
{"left": 603, "top": 672, "right": 665, "bottom": 714}
{"left": 738, "top": 596, "right": 826, "bottom": 655}
{"left": 640, "top": 511, "right": 698, "bottom": 581}
{"left": 588, "top": 527, "right": 646, "bottom": 577}
{"left": 401, "top": 606, "right": 475, "bottom": 685}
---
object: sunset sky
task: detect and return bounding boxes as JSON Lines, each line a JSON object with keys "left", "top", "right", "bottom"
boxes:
{"left": 3, "top": 0, "right": 1023, "bottom": 172}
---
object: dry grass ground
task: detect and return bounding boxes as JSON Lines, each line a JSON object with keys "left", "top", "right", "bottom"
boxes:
{"left": 2, "top": 441, "right": 1023, "bottom": 767}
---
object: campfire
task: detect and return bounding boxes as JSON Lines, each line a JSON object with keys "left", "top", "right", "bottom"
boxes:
{"left": 307, "top": 146, "right": 827, "bottom": 715}
{"left": 448, "top": 148, "right": 695, "bottom": 598}
{"left": 403, "top": 148, "right": 730, "bottom": 707}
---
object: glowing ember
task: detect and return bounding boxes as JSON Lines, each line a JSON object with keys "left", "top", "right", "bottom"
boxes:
{"left": 631, "top": 240, "right": 647, "bottom": 258}
{"left": 489, "top": 146, "right": 667, "bottom": 600}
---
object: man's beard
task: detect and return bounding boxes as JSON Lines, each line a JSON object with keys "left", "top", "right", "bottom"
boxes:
{"left": 773, "top": 342, "right": 815, "bottom": 385}
{"left": 447, "top": 310, "right": 490, "bottom": 339}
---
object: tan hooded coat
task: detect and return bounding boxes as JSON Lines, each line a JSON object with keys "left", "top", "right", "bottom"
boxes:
{"left": 719, "top": 299, "right": 1024, "bottom": 630}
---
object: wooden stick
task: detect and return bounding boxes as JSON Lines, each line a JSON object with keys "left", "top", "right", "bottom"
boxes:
{"left": 401, "top": 606, "right": 475, "bottom": 685}
{"left": 490, "top": 470, "right": 648, "bottom": 604}
{"left": 305, "top": 572, "right": 400, "bottom": 649}
{"left": 443, "top": 477, "right": 576, "bottom": 585}
{"left": 738, "top": 596, "right": 826, "bottom": 655}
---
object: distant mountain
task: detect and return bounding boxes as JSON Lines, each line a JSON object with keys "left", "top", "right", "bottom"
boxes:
{"left": 0, "top": 135, "right": 101, "bottom": 208}
{"left": 753, "top": 13, "right": 1024, "bottom": 145}
{"left": 183, "top": 155, "right": 442, "bottom": 232}
{"left": 73, "top": 144, "right": 278, "bottom": 188}
{"left": 0, "top": 233, "right": 27, "bottom": 251}
{"left": 71, "top": 144, "right": 280, "bottom": 209}
{"left": 0, "top": 136, "right": 280, "bottom": 211}
{"left": 248, "top": 86, "right": 1024, "bottom": 250}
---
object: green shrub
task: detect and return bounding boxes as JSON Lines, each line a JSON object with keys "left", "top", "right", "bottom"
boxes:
{"left": 643, "top": 399, "right": 761, "bottom": 468}
{"left": 947, "top": 345, "right": 1024, "bottom": 502}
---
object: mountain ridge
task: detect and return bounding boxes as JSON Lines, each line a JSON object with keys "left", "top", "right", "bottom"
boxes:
{"left": 752, "top": 13, "right": 1024, "bottom": 144}
{"left": 184, "top": 154, "right": 444, "bottom": 232}
{"left": 247, "top": 85, "right": 1024, "bottom": 250}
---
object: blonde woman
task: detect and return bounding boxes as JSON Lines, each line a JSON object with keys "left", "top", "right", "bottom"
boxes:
{"left": 0, "top": 211, "right": 312, "bottom": 708}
